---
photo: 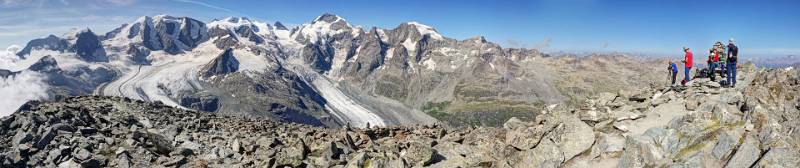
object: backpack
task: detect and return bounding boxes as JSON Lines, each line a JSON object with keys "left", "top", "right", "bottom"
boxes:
{"left": 728, "top": 45, "right": 739, "bottom": 62}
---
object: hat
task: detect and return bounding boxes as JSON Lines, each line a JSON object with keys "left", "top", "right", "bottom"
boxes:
{"left": 729, "top": 38, "right": 735, "bottom": 43}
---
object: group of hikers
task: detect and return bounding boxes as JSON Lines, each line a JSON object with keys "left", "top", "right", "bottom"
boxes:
{"left": 668, "top": 38, "right": 739, "bottom": 88}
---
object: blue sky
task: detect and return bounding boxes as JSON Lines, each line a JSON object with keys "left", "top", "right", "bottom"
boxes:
{"left": 1, "top": 0, "right": 799, "bottom": 57}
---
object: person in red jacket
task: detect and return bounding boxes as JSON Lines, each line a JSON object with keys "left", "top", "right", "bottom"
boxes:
{"left": 708, "top": 49, "right": 718, "bottom": 81}
{"left": 682, "top": 47, "right": 693, "bottom": 85}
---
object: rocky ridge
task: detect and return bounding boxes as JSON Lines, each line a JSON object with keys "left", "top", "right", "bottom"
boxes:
{"left": 2, "top": 63, "right": 798, "bottom": 167}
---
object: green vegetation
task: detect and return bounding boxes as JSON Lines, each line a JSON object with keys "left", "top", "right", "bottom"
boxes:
{"left": 422, "top": 100, "right": 544, "bottom": 127}
{"left": 455, "top": 84, "right": 496, "bottom": 99}
{"left": 422, "top": 101, "right": 453, "bottom": 121}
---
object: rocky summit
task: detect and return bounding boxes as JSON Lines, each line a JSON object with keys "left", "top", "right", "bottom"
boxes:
{"left": 1, "top": 62, "right": 799, "bottom": 167}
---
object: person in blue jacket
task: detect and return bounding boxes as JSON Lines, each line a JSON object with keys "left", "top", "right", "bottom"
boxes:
{"left": 668, "top": 60, "right": 678, "bottom": 86}
{"left": 727, "top": 38, "right": 739, "bottom": 87}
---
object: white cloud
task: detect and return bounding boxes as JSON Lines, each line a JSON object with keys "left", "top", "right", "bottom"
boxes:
{"left": 0, "top": 45, "right": 22, "bottom": 69}
{"left": 0, "top": 71, "right": 50, "bottom": 117}
{"left": 1, "top": 0, "right": 34, "bottom": 7}
{"left": 172, "top": 0, "right": 238, "bottom": 15}
{"left": 171, "top": 0, "right": 259, "bottom": 20}
{"left": 1, "top": 45, "right": 51, "bottom": 116}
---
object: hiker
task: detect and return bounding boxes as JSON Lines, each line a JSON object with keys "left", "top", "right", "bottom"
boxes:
{"left": 727, "top": 39, "right": 738, "bottom": 87}
{"left": 716, "top": 41, "right": 727, "bottom": 78}
{"left": 668, "top": 60, "right": 679, "bottom": 86}
{"left": 682, "top": 47, "right": 693, "bottom": 85}
{"left": 707, "top": 49, "right": 717, "bottom": 81}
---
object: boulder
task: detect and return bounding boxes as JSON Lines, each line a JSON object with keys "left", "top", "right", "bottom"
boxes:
{"left": 594, "top": 92, "right": 618, "bottom": 106}
{"left": 618, "top": 128, "right": 677, "bottom": 167}
{"left": 34, "top": 129, "right": 57, "bottom": 149}
{"left": 753, "top": 148, "right": 800, "bottom": 167}
{"left": 551, "top": 113, "right": 595, "bottom": 160}
{"left": 511, "top": 139, "right": 564, "bottom": 168}
{"left": 685, "top": 95, "right": 701, "bottom": 111}
{"left": 629, "top": 90, "right": 651, "bottom": 102}
{"left": 273, "top": 139, "right": 308, "bottom": 167}
{"left": 345, "top": 152, "right": 368, "bottom": 168}
{"left": 619, "top": 135, "right": 665, "bottom": 167}
{"left": 724, "top": 134, "right": 760, "bottom": 168}
{"left": 505, "top": 125, "right": 548, "bottom": 150}
{"left": 401, "top": 141, "right": 434, "bottom": 166}
{"left": 12, "top": 130, "right": 33, "bottom": 147}
{"left": 502, "top": 117, "right": 526, "bottom": 130}
{"left": 711, "top": 131, "right": 739, "bottom": 160}
{"left": 577, "top": 108, "right": 608, "bottom": 122}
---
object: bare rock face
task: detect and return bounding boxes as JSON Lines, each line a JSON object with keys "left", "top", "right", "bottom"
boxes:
{"left": 16, "top": 35, "right": 70, "bottom": 58}
{"left": 126, "top": 44, "right": 151, "bottom": 65}
{"left": 71, "top": 29, "right": 108, "bottom": 62}
{"left": 27, "top": 55, "right": 60, "bottom": 73}
{"left": 201, "top": 48, "right": 239, "bottom": 78}
{"left": 179, "top": 93, "right": 219, "bottom": 112}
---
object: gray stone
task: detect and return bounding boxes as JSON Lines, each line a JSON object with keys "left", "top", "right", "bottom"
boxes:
{"left": 345, "top": 152, "right": 368, "bottom": 168}
{"left": 79, "top": 127, "right": 98, "bottom": 136}
{"left": 79, "top": 157, "right": 104, "bottom": 168}
{"left": 511, "top": 139, "right": 564, "bottom": 168}
{"left": 711, "top": 130, "right": 739, "bottom": 160}
{"left": 578, "top": 109, "right": 608, "bottom": 122}
{"left": 35, "top": 128, "right": 57, "bottom": 149}
{"left": 73, "top": 148, "right": 91, "bottom": 161}
{"left": 753, "top": 148, "right": 800, "bottom": 168}
{"left": 724, "top": 134, "right": 760, "bottom": 168}
{"left": 401, "top": 141, "right": 434, "bottom": 166}
{"left": 12, "top": 130, "right": 33, "bottom": 146}
{"left": 502, "top": 117, "right": 526, "bottom": 130}
{"left": 58, "top": 159, "right": 80, "bottom": 168}
{"left": 231, "top": 138, "right": 242, "bottom": 154}
{"left": 685, "top": 95, "right": 701, "bottom": 111}
{"left": 594, "top": 92, "right": 618, "bottom": 106}
{"left": 505, "top": 125, "right": 546, "bottom": 150}
{"left": 618, "top": 131, "right": 670, "bottom": 168}
{"left": 162, "top": 156, "right": 186, "bottom": 167}
{"left": 551, "top": 113, "right": 595, "bottom": 161}
{"left": 273, "top": 139, "right": 308, "bottom": 167}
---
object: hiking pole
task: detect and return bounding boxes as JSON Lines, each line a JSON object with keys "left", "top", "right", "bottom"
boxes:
{"left": 666, "top": 69, "right": 670, "bottom": 88}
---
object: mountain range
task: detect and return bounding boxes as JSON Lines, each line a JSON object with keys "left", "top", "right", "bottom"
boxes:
{"left": 2, "top": 13, "right": 666, "bottom": 128}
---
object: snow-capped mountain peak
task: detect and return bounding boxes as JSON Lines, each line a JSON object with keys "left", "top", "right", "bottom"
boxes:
{"left": 313, "top": 13, "right": 344, "bottom": 24}
{"left": 404, "top": 21, "right": 443, "bottom": 40}
{"left": 210, "top": 17, "right": 258, "bottom": 28}
{"left": 152, "top": 14, "right": 180, "bottom": 22}
{"left": 291, "top": 13, "right": 355, "bottom": 43}
{"left": 274, "top": 21, "right": 288, "bottom": 30}
{"left": 208, "top": 17, "right": 282, "bottom": 38}
{"left": 62, "top": 28, "right": 93, "bottom": 41}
